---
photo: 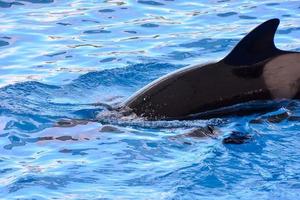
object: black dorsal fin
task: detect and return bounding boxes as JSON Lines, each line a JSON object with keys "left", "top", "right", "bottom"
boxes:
{"left": 223, "top": 18, "right": 283, "bottom": 66}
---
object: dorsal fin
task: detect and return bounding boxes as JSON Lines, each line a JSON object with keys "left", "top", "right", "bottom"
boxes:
{"left": 223, "top": 18, "right": 283, "bottom": 66}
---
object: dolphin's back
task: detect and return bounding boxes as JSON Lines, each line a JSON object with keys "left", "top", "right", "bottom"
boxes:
{"left": 122, "top": 18, "right": 300, "bottom": 120}
{"left": 124, "top": 61, "right": 270, "bottom": 120}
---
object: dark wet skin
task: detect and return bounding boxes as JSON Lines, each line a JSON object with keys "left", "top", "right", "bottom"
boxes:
{"left": 170, "top": 126, "right": 252, "bottom": 145}
{"left": 55, "top": 119, "right": 92, "bottom": 127}
{"left": 180, "top": 125, "right": 216, "bottom": 138}
{"left": 37, "top": 135, "right": 80, "bottom": 142}
{"left": 99, "top": 125, "right": 124, "bottom": 133}
{"left": 222, "top": 131, "right": 252, "bottom": 144}
{"left": 250, "top": 111, "right": 289, "bottom": 124}
{"left": 167, "top": 125, "right": 217, "bottom": 143}
{"left": 249, "top": 110, "right": 300, "bottom": 124}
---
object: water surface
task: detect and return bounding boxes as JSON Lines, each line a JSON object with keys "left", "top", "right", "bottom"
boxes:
{"left": 0, "top": 0, "right": 300, "bottom": 199}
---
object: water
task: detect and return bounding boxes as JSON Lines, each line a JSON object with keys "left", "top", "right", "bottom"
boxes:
{"left": 0, "top": 0, "right": 300, "bottom": 199}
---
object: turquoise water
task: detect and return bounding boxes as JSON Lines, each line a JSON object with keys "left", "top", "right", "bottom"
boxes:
{"left": 1, "top": 0, "right": 300, "bottom": 199}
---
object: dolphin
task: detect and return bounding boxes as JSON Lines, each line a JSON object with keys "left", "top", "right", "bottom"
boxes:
{"left": 121, "top": 18, "right": 300, "bottom": 120}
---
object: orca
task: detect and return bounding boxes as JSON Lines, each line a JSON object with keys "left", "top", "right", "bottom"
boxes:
{"left": 121, "top": 18, "right": 300, "bottom": 120}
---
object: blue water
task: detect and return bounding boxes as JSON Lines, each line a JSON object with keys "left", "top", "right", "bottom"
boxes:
{"left": 0, "top": 0, "right": 300, "bottom": 199}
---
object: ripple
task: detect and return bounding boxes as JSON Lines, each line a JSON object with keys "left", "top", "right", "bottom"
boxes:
{"left": 45, "top": 51, "right": 67, "bottom": 57}
{"left": 239, "top": 15, "right": 257, "bottom": 19}
{"left": 0, "top": 1, "right": 24, "bottom": 8}
{"left": 265, "top": 2, "right": 280, "bottom": 6}
{"left": 124, "top": 30, "right": 137, "bottom": 34}
{"left": 137, "top": 0, "right": 165, "bottom": 6}
{"left": 278, "top": 27, "right": 300, "bottom": 34}
{"left": 4, "top": 135, "right": 26, "bottom": 150}
{"left": 18, "top": 0, "right": 54, "bottom": 3}
{"left": 56, "top": 22, "right": 72, "bottom": 26}
{"left": 83, "top": 29, "right": 111, "bottom": 34}
{"left": 217, "top": 12, "right": 238, "bottom": 17}
{"left": 0, "top": 40, "right": 9, "bottom": 47}
{"left": 8, "top": 174, "right": 98, "bottom": 193}
{"left": 178, "top": 38, "right": 237, "bottom": 52}
{"left": 99, "top": 9, "right": 115, "bottom": 13}
{"left": 70, "top": 62, "right": 179, "bottom": 89}
{"left": 100, "top": 57, "right": 116, "bottom": 63}
{"left": 59, "top": 148, "right": 98, "bottom": 155}
{"left": 141, "top": 23, "right": 159, "bottom": 28}
{"left": 168, "top": 51, "right": 195, "bottom": 60}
